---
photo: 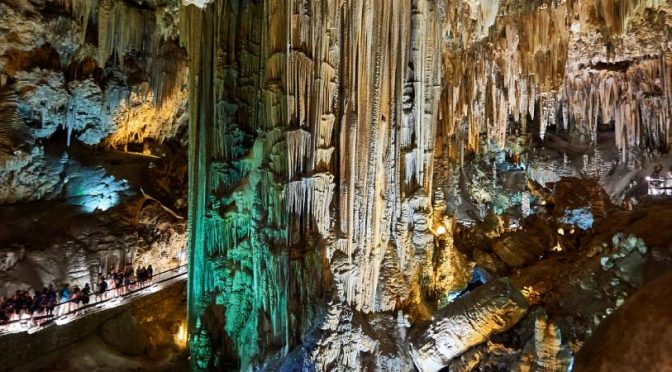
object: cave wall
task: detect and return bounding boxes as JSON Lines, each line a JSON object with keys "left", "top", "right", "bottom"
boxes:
{"left": 0, "top": 0, "right": 189, "bottom": 295}
{"left": 1, "top": 0, "right": 671, "bottom": 370}
{"left": 439, "top": 0, "right": 672, "bottom": 160}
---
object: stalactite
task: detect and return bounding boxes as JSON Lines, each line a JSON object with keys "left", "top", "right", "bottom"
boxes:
{"left": 59, "top": 0, "right": 98, "bottom": 43}
{"left": 182, "top": 1, "right": 446, "bottom": 363}
{"left": 584, "top": 0, "right": 662, "bottom": 37}
{"left": 440, "top": 2, "right": 569, "bottom": 155}
{"left": 562, "top": 54, "right": 672, "bottom": 156}
{"left": 96, "top": 0, "right": 147, "bottom": 66}
{"left": 286, "top": 128, "right": 312, "bottom": 180}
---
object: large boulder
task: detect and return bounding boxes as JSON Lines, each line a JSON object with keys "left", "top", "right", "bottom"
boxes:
{"left": 573, "top": 270, "right": 672, "bottom": 371}
{"left": 409, "top": 279, "right": 529, "bottom": 371}
{"left": 492, "top": 216, "right": 555, "bottom": 267}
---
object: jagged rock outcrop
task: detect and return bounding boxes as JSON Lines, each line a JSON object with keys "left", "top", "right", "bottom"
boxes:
{"left": 1, "top": 0, "right": 188, "bottom": 150}
{"left": 310, "top": 305, "right": 415, "bottom": 371}
{"left": 0, "top": 0, "right": 189, "bottom": 215}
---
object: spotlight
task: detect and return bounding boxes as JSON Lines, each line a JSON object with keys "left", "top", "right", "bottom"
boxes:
{"left": 435, "top": 225, "right": 447, "bottom": 235}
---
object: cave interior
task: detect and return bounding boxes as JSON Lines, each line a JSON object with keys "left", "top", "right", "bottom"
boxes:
{"left": 0, "top": 0, "right": 672, "bottom": 371}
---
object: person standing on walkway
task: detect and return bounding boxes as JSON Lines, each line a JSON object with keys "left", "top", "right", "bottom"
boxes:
{"left": 81, "top": 283, "right": 91, "bottom": 306}
{"left": 147, "top": 265, "right": 154, "bottom": 283}
{"left": 71, "top": 285, "right": 81, "bottom": 313}
{"left": 46, "top": 285, "right": 56, "bottom": 316}
{"left": 97, "top": 274, "right": 108, "bottom": 301}
{"left": 57, "top": 284, "right": 70, "bottom": 316}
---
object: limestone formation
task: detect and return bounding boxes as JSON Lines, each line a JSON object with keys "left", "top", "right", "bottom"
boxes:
{"left": 409, "top": 279, "right": 529, "bottom": 372}
{"left": 180, "top": 0, "right": 447, "bottom": 367}
{"left": 2, "top": 0, "right": 672, "bottom": 370}
{"left": 178, "top": 0, "right": 672, "bottom": 369}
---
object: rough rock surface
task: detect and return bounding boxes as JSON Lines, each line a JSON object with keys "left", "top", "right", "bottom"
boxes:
{"left": 0, "top": 0, "right": 188, "bottom": 302}
{"left": 178, "top": 0, "right": 672, "bottom": 369}
{"left": 181, "top": 0, "right": 446, "bottom": 368}
{"left": 0, "top": 195, "right": 185, "bottom": 296}
{"left": 409, "top": 279, "right": 529, "bottom": 371}
{"left": 3, "top": 0, "right": 672, "bottom": 370}
{"left": 0, "top": 0, "right": 189, "bottom": 205}
{"left": 573, "top": 270, "right": 672, "bottom": 371}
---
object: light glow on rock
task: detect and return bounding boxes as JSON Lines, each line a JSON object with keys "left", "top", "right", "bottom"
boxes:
{"left": 175, "top": 321, "right": 188, "bottom": 348}
{"left": 182, "top": 0, "right": 212, "bottom": 8}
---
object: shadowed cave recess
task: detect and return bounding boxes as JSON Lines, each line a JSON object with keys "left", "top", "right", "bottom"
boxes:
{"left": 1, "top": 0, "right": 672, "bottom": 371}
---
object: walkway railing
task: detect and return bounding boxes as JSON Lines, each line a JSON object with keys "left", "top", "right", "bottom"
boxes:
{"left": 0, "top": 264, "right": 187, "bottom": 335}
{"left": 645, "top": 177, "right": 672, "bottom": 195}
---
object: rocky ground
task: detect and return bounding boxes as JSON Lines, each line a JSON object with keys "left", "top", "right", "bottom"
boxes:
{"left": 307, "top": 177, "right": 672, "bottom": 371}
{"left": 442, "top": 184, "right": 672, "bottom": 371}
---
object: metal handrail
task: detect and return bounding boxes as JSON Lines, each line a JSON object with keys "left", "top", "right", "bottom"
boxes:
{"left": 646, "top": 177, "right": 672, "bottom": 191}
{"left": 0, "top": 264, "right": 187, "bottom": 332}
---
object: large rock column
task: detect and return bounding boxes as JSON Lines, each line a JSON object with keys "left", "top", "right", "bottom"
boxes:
{"left": 181, "top": 0, "right": 445, "bottom": 368}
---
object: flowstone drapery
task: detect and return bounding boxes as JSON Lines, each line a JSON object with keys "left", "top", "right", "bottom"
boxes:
{"left": 181, "top": 0, "right": 455, "bottom": 368}
{"left": 180, "top": 0, "right": 672, "bottom": 369}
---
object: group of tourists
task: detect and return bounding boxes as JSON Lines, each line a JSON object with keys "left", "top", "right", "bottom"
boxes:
{"left": 0, "top": 264, "right": 155, "bottom": 331}
{"left": 95, "top": 265, "right": 154, "bottom": 300}
{"left": 0, "top": 283, "right": 91, "bottom": 330}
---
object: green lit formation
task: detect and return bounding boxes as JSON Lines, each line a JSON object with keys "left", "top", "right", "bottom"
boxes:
{"left": 181, "top": 2, "right": 325, "bottom": 369}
